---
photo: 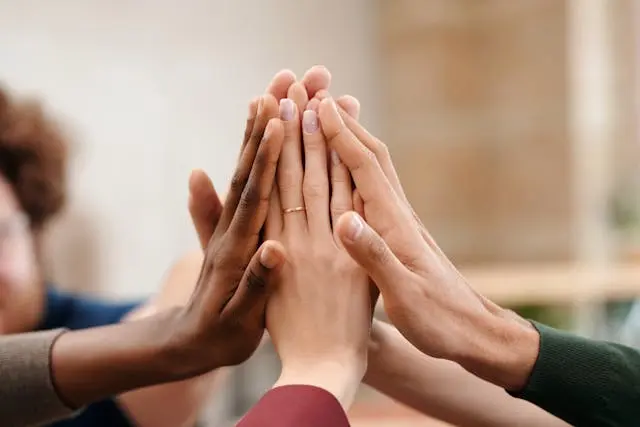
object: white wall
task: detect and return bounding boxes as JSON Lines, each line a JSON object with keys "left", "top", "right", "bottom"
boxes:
{"left": 0, "top": 0, "right": 380, "bottom": 298}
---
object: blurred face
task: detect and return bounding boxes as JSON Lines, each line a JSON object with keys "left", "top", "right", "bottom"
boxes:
{"left": 0, "top": 176, "right": 43, "bottom": 334}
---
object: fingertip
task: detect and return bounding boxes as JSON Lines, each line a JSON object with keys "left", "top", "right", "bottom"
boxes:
{"left": 264, "top": 117, "right": 285, "bottom": 140}
{"left": 275, "top": 68, "right": 297, "bottom": 82}
{"left": 302, "top": 65, "right": 331, "bottom": 97}
{"left": 267, "top": 70, "right": 297, "bottom": 101}
{"left": 260, "top": 93, "right": 280, "bottom": 117}
{"left": 259, "top": 240, "right": 286, "bottom": 269}
{"left": 336, "top": 95, "right": 361, "bottom": 120}
{"left": 318, "top": 97, "right": 343, "bottom": 125}
{"left": 306, "top": 98, "right": 320, "bottom": 113}
{"left": 315, "top": 89, "right": 330, "bottom": 101}
{"left": 189, "top": 169, "right": 214, "bottom": 194}
{"left": 336, "top": 211, "right": 365, "bottom": 243}
{"left": 279, "top": 98, "right": 296, "bottom": 122}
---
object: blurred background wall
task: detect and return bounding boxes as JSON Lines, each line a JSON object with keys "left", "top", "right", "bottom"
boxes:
{"left": 0, "top": 0, "right": 380, "bottom": 297}
{"left": 4, "top": 0, "right": 640, "bottom": 425}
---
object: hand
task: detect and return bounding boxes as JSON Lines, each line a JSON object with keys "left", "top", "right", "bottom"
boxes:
{"left": 50, "top": 94, "right": 288, "bottom": 408}
{"left": 188, "top": 66, "right": 334, "bottom": 249}
{"left": 172, "top": 93, "right": 290, "bottom": 372}
{"left": 317, "top": 96, "right": 540, "bottom": 391}
{"left": 263, "top": 92, "right": 372, "bottom": 410}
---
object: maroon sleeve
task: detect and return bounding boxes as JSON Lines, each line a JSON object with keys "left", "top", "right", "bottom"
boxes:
{"left": 237, "top": 385, "right": 350, "bottom": 427}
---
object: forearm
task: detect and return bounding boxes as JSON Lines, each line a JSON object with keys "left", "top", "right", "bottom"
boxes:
{"left": 365, "top": 321, "right": 567, "bottom": 427}
{"left": 118, "top": 369, "right": 225, "bottom": 427}
{"left": 51, "top": 308, "right": 197, "bottom": 408}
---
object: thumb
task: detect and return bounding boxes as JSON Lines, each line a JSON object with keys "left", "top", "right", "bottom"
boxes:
{"left": 189, "top": 169, "right": 223, "bottom": 249}
{"left": 222, "top": 240, "right": 286, "bottom": 325}
{"left": 336, "top": 212, "right": 406, "bottom": 294}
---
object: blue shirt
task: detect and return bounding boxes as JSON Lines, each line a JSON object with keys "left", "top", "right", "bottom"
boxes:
{"left": 37, "top": 286, "right": 142, "bottom": 427}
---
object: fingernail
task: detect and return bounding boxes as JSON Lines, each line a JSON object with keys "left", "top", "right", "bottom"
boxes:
{"left": 279, "top": 98, "right": 295, "bottom": 121}
{"left": 331, "top": 149, "right": 341, "bottom": 166}
{"left": 260, "top": 244, "right": 279, "bottom": 269}
{"left": 346, "top": 213, "right": 364, "bottom": 241}
{"left": 302, "top": 110, "right": 318, "bottom": 134}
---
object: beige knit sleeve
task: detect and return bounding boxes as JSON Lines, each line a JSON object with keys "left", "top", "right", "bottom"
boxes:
{"left": 0, "top": 329, "right": 78, "bottom": 427}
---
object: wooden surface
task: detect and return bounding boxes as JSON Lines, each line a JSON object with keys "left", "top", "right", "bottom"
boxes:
{"left": 463, "top": 262, "right": 640, "bottom": 305}
{"left": 372, "top": 262, "right": 640, "bottom": 313}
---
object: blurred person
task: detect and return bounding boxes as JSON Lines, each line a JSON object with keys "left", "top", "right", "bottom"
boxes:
{"left": 0, "top": 90, "right": 289, "bottom": 427}
{"left": 0, "top": 66, "right": 332, "bottom": 427}
{"left": 187, "top": 74, "right": 569, "bottom": 427}
{"left": 316, "top": 93, "right": 640, "bottom": 426}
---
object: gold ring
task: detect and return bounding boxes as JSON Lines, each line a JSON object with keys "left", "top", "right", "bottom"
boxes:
{"left": 283, "top": 206, "right": 306, "bottom": 214}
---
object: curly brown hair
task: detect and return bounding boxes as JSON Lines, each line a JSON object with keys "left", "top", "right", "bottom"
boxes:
{"left": 0, "top": 87, "right": 68, "bottom": 229}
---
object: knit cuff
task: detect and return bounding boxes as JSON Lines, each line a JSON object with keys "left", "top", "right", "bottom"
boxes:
{"left": 0, "top": 329, "right": 80, "bottom": 426}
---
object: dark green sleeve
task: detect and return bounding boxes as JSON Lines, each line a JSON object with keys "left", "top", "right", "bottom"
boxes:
{"left": 509, "top": 322, "right": 640, "bottom": 426}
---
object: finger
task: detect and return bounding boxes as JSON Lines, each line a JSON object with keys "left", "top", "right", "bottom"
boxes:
{"left": 336, "top": 212, "right": 407, "bottom": 295}
{"left": 288, "top": 81, "right": 309, "bottom": 121}
{"left": 318, "top": 97, "right": 400, "bottom": 239}
{"left": 301, "top": 109, "right": 331, "bottom": 235}
{"left": 336, "top": 95, "right": 361, "bottom": 121}
{"left": 334, "top": 102, "right": 442, "bottom": 254}
{"left": 188, "top": 169, "right": 223, "bottom": 249}
{"left": 238, "top": 97, "right": 260, "bottom": 158}
{"left": 353, "top": 189, "right": 365, "bottom": 218}
{"left": 219, "top": 94, "right": 279, "bottom": 233}
{"left": 265, "top": 184, "right": 282, "bottom": 239}
{"left": 265, "top": 69, "right": 297, "bottom": 101}
{"left": 228, "top": 118, "right": 285, "bottom": 249}
{"left": 337, "top": 106, "right": 408, "bottom": 203}
{"left": 301, "top": 65, "right": 331, "bottom": 99}
{"left": 351, "top": 188, "right": 380, "bottom": 313}
{"left": 314, "top": 89, "right": 330, "bottom": 101}
{"left": 221, "top": 240, "right": 286, "bottom": 326}
{"left": 329, "top": 148, "right": 353, "bottom": 227}
{"left": 307, "top": 95, "right": 358, "bottom": 118}
{"left": 277, "top": 97, "right": 307, "bottom": 230}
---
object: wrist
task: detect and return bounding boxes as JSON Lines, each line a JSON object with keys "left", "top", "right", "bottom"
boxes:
{"left": 51, "top": 308, "right": 197, "bottom": 407}
{"left": 454, "top": 309, "right": 540, "bottom": 391}
{"left": 274, "top": 353, "right": 366, "bottom": 410}
{"left": 158, "top": 307, "right": 223, "bottom": 379}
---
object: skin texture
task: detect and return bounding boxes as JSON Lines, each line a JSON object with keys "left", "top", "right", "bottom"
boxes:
{"left": 263, "top": 91, "right": 372, "bottom": 410}
{"left": 317, "top": 94, "right": 540, "bottom": 391}
{"left": 50, "top": 94, "right": 289, "bottom": 412}
{"left": 0, "top": 68, "right": 333, "bottom": 427}
{"left": 118, "top": 67, "right": 336, "bottom": 426}
{"left": 186, "top": 69, "right": 561, "bottom": 426}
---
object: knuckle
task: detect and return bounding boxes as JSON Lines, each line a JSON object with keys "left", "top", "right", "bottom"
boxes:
{"left": 246, "top": 267, "right": 268, "bottom": 292}
{"left": 240, "top": 183, "right": 262, "bottom": 209}
{"left": 303, "top": 179, "right": 327, "bottom": 200}
{"left": 325, "top": 127, "right": 343, "bottom": 146}
{"left": 254, "top": 143, "right": 278, "bottom": 169}
{"left": 304, "top": 135, "right": 326, "bottom": 152}
{"left": 331, "top": 205, "right": 349, "bottom": 221}
{"left": 372, "top": 138, "right": 390, "bottom": 159}
{"left": 279, "top": 169, "right": 302, "bottom": 193}
{"left": 351, "top": 147, "right": 376, "bottom": 173}
{"left": 229, "top": 172, "right": 247, "bottom": 195}
{"left": 368, "top": 236, "right": 391, "bottom": 265}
